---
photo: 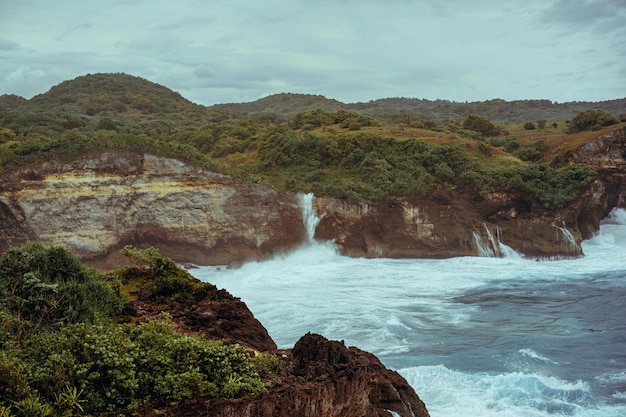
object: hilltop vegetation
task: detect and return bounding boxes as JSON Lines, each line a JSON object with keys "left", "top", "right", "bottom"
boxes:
{"left": 1, "top": 73, "right": 625, "bottom": 209}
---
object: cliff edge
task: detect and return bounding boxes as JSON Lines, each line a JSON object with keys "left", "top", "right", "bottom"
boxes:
{"left": 126, "top": 273, "right": 429, "bottom": 417}
{"left": 2, "top": 129, "right": 626, "bottom": 264}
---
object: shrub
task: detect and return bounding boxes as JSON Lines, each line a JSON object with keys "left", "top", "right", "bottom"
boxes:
{"left": 462, "top": 114, "right": 499, "bottom": 136}
{"left": 567, "top": 109, "right": 618, "bottom": 133}
{"left": 514, "top": 140, "right": 548, "bottom": 162}
{"left": 523, "top": 121, "right": 536, "bottom": 130}
{"left": 0, "top": 244, "right": 126, "bottom": 343}
{"left": 492, "top": 163, "right": 596, "bottom": 209}
{"left": 118, "top": 246, "right": 212, "bottom": 301}
{"left": 6, "top": 317, "right": 267, "bottom": 413}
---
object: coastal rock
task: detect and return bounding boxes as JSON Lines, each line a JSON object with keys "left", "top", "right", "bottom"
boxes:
{"left": 314, "top": 190, "right": 582, "bottom": 259}
{"left": 1, "top": 128, "right": 626, "bottom": 264}
{"left": 158, "top": 333, "right": 430, "bottom": 417}
{"left": 126, "top": 283, "right": 277, "bottom": 352}
{"left": 0, "top": 152, "right": 304, "bottom": 267}
{"left": 571, "top": 128, "right": 626, "bottom": 239}
{"left": 127, "top": 280, "right": 430, "bottom": 416}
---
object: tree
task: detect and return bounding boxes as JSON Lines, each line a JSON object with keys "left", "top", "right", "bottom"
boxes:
{"left": 567, "top": 109, "right": 618, "bottom": 133}
{"left": 462, "top": 114, "right": 499, "bottom": 136}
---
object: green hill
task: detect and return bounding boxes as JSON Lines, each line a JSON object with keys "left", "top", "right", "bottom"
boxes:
{"left": 1, "top": 72, "right": 624, "bottom": 208}
{"left": 24, "top": 73, "right": 208, "bottom": 120}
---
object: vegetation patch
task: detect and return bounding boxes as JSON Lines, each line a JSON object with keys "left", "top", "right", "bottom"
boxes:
{"left": 0, "top": 244, "right": 275, "bottom": 415}
{"left": 1, "top": 73, "right": 621, "bottom": 210}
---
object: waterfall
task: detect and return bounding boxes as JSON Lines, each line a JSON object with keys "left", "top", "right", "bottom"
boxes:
{"left": 473, "top": 224, "right": 520, "bottom": 258}
{"left": 298, "top": 192, "right": 323, "bottom": 243}
{"left": 557, "top": 226, "right": 578, "bottom": 254}
{"left": 473, "top": 231, "right": 496, "bottom": 257}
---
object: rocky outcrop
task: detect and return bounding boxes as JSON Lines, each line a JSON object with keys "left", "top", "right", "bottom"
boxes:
{"left": 571, "top": 128, "right": 626, "bottom": 239}
{"left": 125, "top": 282, "right": 277, "bottom": 352}
{"left": 313, "top": 128, "right": 626, "bottom": 259}
{"left": 127, "top": 281, "right": 430, "bottom": 416}
{"left": 1, "top": 128, "right": 626, "bottom": 264}
{"left": 0, "top": 152, "right": 305, "bottom": 267}
{"left": 314, "top": 189, "right": 583, "bottom": 259}
{"left": 156, "top": 333, "right": 429, "bottom": 417}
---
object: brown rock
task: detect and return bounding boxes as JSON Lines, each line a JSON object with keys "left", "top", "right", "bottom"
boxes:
{"left": 159, "top": 333, "right": 430, "bottom": 417}
{"left": 2, "top": 128, "right": 626, "bottom": 265}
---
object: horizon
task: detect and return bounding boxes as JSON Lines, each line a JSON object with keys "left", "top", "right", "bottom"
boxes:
{"left": 4, "top": 72, "right": 626, "bottom": 107}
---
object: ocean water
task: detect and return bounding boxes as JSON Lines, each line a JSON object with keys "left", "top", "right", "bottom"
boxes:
{"left": 191, "top": 196, "right": 626, "bottom": 417}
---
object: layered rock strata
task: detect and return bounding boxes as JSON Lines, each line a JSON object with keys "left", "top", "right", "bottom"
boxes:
{"left": 1, "top": 128, "right": 625, "bottom": 264}
{"left": 0, "top": 152, "right": 304, "bottom": 267}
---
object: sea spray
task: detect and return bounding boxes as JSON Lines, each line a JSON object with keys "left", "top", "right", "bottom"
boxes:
{"left": 473, "top": 223, "right": 521, "bottom": 258}
{"left": 192, "top": 209, "right": 626, "bottom": 417}
{"left": 299, "top": 192, "right": 323, "bottom": 243}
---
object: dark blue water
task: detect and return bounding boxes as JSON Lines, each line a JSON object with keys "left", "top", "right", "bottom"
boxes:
{"left": 193, "top": 206, "right": 626, "bottom": 416}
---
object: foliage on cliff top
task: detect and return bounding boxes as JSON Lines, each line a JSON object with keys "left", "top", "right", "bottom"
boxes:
{"left": 1, "top": 73, "right": 622, "bottom": 209}
{"left": 116, "top": 245, "right": 212, "bottom": 302}
{"left": 0, "top": 243, "right": 126, "bottom": 344}
{"left": 0, "top": 244, "right": 273, "bottom": 415}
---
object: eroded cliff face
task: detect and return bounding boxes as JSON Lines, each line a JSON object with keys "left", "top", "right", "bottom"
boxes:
{"left": 125, "top": 274, "right": 430, "bottom": 417}
{"left": 314, "top": 189, "right": 583, "bottom": 259}
{"left": 0, "top": 152, "right": 305, "bottom": 267}
{"left": 571, "top": 128, "right": 626, "bottom": 238}
{"left": 315, "top": 128, "right": 626, "bottom": 259}
{"left": 1, "top": 129, "right": 625, "bottom": 265}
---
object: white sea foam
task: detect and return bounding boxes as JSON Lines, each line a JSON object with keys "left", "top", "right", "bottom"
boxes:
{"left": 190, "top": 205, "right": 626, "bottom": 417}
{"left": 400, "top": 365, "right": 626, "bottom": 417}
{"left": 518, "top": 349, "right": 560, "bottom": 365}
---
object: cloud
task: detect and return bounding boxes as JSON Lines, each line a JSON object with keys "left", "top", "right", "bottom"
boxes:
{"left": 0, "top": 0, "right": 624, "bottom": 104}
{"left": 541, "top": 0, "right": 625, "bottom": 26}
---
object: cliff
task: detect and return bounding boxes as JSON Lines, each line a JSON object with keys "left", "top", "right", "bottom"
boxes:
{"left": 313, "top": 129, "right": 626, "bottom": 258}
{"left": 125, "top": 274, "right": 430, "bottom": 417}
{"left": 0, "top": 152, "right": 305, "bottom": 267}
{"left": 2, "top": 129, "right": 626, "bottom": 264}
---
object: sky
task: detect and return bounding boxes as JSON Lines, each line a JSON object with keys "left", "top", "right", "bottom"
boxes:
{"left": 1, "top": 0, "right": 625, "bottom": 106}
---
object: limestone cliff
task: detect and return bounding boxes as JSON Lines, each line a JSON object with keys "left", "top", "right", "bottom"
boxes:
{"left": 1, "top": 129, "right": 625, "bottom": 264}
{"left": 0, "top": 152, "right": 305, "bottom": 267}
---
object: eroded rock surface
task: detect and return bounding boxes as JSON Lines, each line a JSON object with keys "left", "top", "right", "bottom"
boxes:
{"left": 158, "top": 333, "right": 430, "bottom": 417}
{"left": 1, "top": 129, "right": 626, "bottom": 264}
{"left": 0, "top": 152, "right": 304, "bottom": 267}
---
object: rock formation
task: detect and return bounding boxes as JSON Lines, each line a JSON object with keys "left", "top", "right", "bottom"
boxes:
{"left": 191, "top": 333, "right": 430, "bottom": 417}
{"left": 0, "top": 152, "right": 305, "bottom": 267}
{"left": 125, "top": 275, "right": 430, "bottom": 417}
{"left": 1, "top": 127, "right": 625, "bottom": 264}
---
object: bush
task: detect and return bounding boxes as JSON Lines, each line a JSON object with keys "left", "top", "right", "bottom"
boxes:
{"left": 118, "top": 246, "right": 212, "bottom": 301}
{"left": 462, "top": 114, "right": 499, "bottom": 136}
{"left": 0, "top": 244, "right": 126, "bottom": 344}
{"left": 0, "top": 247, "right": 270, "bottom": 414}
{"left": 567, "top": 109, "right": 618, "bottom": 133}
{"left": 2, "top": 317, "right": 267, "bottom": 413}
{"left": 492, "top": 163, "right": 596, "bottom": 209}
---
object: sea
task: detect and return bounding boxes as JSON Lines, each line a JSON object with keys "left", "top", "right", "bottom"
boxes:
{"left": 191, "top": 194, "right": 626, "bottom": 417}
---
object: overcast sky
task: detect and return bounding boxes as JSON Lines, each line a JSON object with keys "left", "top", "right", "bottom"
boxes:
{"left": 1, "top": 0, "right": 625, "bottom": 105}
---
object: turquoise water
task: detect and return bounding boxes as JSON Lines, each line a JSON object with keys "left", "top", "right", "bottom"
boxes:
{"left": 192, "top": 208, "right": 626, "bottom": 417}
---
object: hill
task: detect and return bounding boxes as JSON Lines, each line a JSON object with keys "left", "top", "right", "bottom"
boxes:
{"left": 1, "top": 72, "right": 625, "bottom": 207}
{"left": 3, "top": 72, "right": 624, "bottom": 124}
{"left": 212, "top": 95, "right": 626, "bottom": 123}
